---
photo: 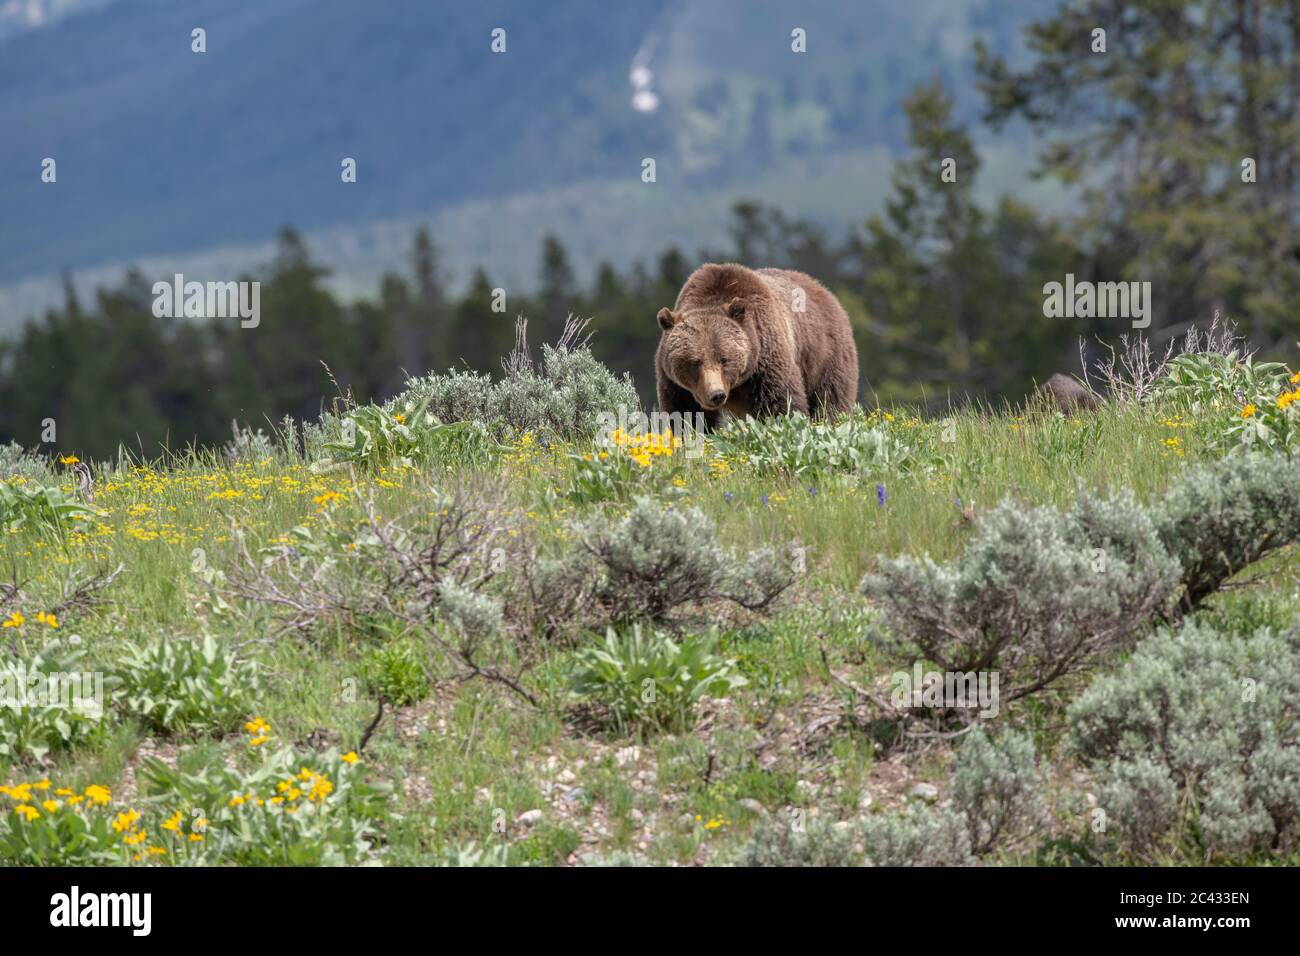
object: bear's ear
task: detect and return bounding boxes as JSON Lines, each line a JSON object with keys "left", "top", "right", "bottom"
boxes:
{"left": 725, "top": 298, "right": 746, "bottom": 321}
{"left": 657, "top": 307, "right": 678, "bottom": 331}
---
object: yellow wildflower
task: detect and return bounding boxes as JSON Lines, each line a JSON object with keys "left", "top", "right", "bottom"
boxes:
{"left": 245, "top": 716, "right": 270, "bottom": 734}
{"left": 308, "top": 777, "right": 334, "bottom": 802}
{"left": 7, "top": 783, "right": 33, "bottom": 803}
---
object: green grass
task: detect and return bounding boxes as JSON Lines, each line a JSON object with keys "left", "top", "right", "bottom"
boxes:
{"left": 0, "top": 399, "right": 1294, "bottom": 866}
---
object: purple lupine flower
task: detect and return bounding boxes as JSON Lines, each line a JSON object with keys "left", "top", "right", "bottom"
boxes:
{"left": 723, "top": 491, "right": 734, "bottom": 504}
{"left": 876, "top": 483, "right": 887, "bottom": 506}
{"left": 808, "top": 486, "right": 819, "bottom": 498}
{"left": 760, "top": 494, "right": 770, "bottom": 507}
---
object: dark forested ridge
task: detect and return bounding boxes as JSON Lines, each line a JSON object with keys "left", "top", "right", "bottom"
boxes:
{"left": 0, "top": 80, "right": 1081, "bottom": 459}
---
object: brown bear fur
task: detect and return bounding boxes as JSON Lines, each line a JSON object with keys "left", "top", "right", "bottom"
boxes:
{"left": 1039, "top": 372, "right": 1100, "bottom": 412}
{"left": 655, "top": 263, "right": 858, "bottom": 427}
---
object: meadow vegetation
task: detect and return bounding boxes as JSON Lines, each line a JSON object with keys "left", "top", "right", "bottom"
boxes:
{"left": 2, "top": 323, "right": 1299, "bottom": 866}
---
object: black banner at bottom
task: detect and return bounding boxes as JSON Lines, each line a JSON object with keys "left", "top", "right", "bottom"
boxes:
{"left": 3, "top": 865, "right": 1283, "bottom": 941}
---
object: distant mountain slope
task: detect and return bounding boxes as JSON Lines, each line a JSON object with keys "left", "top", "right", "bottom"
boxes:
{"left": 0, "top": 0, "right": 1056, "bottom": 327}
{"left": 0, "top": 0, "right": 677, "bottom": 281}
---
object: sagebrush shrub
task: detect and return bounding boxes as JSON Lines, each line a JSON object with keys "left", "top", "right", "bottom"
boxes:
{"left": 393, "top": 317, "right": 640, "bottom": 442}
{"left": 951, "top": 726, "right": 1042, "bottom": 855}
{"left": 1093, "top": 757, "right": 1180, "bottom": 859}
{"left": 862, "top": 806, "right": 975, "bottom": 866}
{"left": 579, "top": 849, "right": 646, "bottom": 867}
{"left": 735, "top": 816, "right": 862, "bottom": 867}
{"left": 437, "top": 579, "right": 504, "bottom": 643}
{"left": 1154, "top": 452, "right": 1300, "bottom": 612}
{"left": 401, "top": 368, "right": 495, "bottom": 428}
{"left": 863, "top": 489, "right": 1179, "bottom": 702}
{"left": 0, "top": 442, "right": 51, "bottom": 483}
{"left": 566, "top": 496, "right": 795, "bottom": 626}
{"left": 839, "top": 728, "right": 1043, "bottom": 864}
{"left": 580, "top": 498, "right": 728, "bottom": 621}
{"left": 1068, "top": 619, "right": 1300, "bottom": 861}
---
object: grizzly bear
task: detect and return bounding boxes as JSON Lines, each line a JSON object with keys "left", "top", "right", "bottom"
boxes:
{"left": 655, "top": 263, "right": 858, "bottom": 427}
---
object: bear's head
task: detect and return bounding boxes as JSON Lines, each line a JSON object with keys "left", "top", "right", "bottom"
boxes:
{"left": 656, "top": 297, "right": 753, "bottom": 411}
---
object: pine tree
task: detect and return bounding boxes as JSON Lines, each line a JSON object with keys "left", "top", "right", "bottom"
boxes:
{"left": 855, "top": 80, "right": 1076, "bottom": 404}
{"left": 976, "top": 0, "right": 1300, "bottom": 350}
{"left": 538, "top": 234, "right": 577, "bottom": 336}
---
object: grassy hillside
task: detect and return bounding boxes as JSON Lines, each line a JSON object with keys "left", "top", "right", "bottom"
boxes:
{"left": 2, "top": 333, "right": 1299, "bottom": 866}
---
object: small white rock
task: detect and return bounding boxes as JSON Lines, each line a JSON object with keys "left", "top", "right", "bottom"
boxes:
{"left": 910, "top": 783, "right": 939, "bottom": 802}
{"left": 516, "top": 809, "right": 543, "bottom": 827}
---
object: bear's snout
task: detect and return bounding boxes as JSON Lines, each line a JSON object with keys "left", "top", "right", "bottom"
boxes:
{"left": 696, "top": 367, "right": 727, "bottom": 409}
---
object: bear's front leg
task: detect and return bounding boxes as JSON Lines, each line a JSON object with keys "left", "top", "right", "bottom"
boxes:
{"left": 747, "top": 373, "right": 810, "bottom": 418}
{"left": 658, "top": 378, "right": 723, "bottom": 431}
